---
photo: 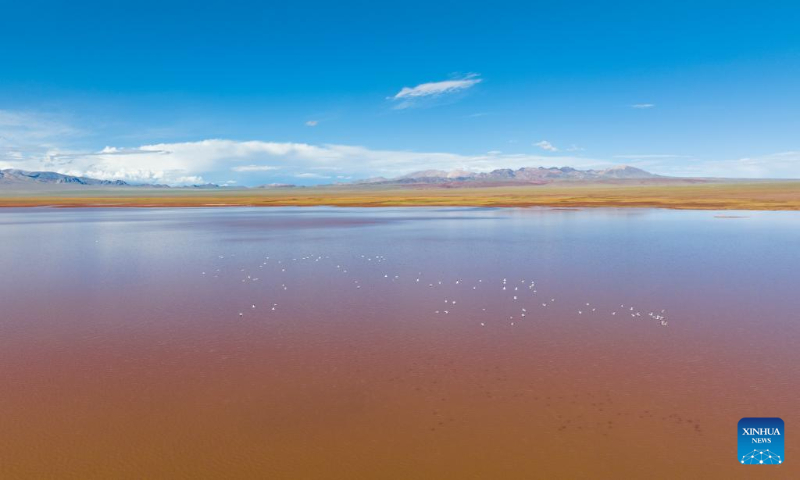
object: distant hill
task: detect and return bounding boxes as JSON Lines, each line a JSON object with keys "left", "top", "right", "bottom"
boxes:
{"left": 256, "top": 183, "right": 297, "bottom": 189}
{"left": 1, "top": 165, "right": 673, "bottom": 190}
{"left": 0, "top": 169, "right": 129, "bottom": 186}
{"left": 353, "top": 165, "right": 660, "bottom": 186}
{"left": 0, "top": 169, "right": 230, "bottom": 188}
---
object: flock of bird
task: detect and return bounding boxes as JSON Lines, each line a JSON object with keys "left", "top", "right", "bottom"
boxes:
{"left": 202, "top": 253, "right": 670, "bottom": 328}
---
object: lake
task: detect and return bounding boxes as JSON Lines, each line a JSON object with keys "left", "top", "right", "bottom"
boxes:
{"left": 0, "top": 207, "right": 798, "bottom": 478}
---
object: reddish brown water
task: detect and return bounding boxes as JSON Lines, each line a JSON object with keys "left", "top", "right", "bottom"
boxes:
{"left": 1, "top": 207, "right": 798, "bottom": 478}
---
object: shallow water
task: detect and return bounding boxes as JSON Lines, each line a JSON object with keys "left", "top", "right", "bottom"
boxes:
{"left": 0, "top": 207, "right": 798, "bottom": 479}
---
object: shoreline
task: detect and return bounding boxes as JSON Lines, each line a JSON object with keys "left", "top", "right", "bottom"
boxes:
{"left": 2, "top": 202, "right": 799, "bottom": 211}
{"left": 1, "top": 181, "right": 799, "bottom": 210}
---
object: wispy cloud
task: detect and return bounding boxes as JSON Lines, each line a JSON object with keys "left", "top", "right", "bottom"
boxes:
{"left": 610, "top": 151, "right": 800, "bottom": 179}
{"left": 614, "top": 154, "right": 690, "bottom": 159}
{"left": 295, "top": 172, "right": 331, "bottom": 179}
{"left": 0, "top": 110, "right": 98, "bottom": 178}
{"left": 0, "top": 110, "right": 80, "bottom": 141}
{"left": 0, "top": 110, "right": 84, "bottom": 168}
{"left": 390, "top": 74, "right": 481, "bottom": 109}
{"left": 393, "top": 75, "right": 481, "bottom": 99}
{"left": 305, "top": 120, "right": 318, "bottom": 127}
{"left": 631, "top": 103, "right": 655, "bottom": 109}
{"left": 534, "top": 140, "right": 558, "bottom": 152}
{"left": 660, "top": 151, "right": 800, "bottom": 179}
{"left": 231, "top": 164, "right": 281, "bottom": 172}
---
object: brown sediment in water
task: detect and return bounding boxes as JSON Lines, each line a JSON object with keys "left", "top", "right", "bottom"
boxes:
{"left": 1, "top": 181, "right": 800, "bottom": 210}
{"left": 0, "top": 208, "right": 798, "bottom": 478}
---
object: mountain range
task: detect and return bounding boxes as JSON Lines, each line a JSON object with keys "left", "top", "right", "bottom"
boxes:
{"left": 0, "top": 169, "right": 129, "bottom": 186}
{"left": 2, "top": 165, "right": 666, "bottom": 189}
{"left": 356, "top": 165, "right": 659, "bottom": 186}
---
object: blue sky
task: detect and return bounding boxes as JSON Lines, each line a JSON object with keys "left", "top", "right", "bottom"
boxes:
{"left": 1, "top": 0, "right": 799, "bottom": 185}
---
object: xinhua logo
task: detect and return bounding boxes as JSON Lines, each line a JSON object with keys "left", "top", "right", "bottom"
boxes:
{"left": 739, "top": 418, "right": 784, "bottom": 465}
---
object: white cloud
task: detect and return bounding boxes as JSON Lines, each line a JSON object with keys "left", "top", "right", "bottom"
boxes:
{"left": 5, "top": 108, "right": 798, "bottom": 183}
{"left": 2, "top": 138, "right": 616, "bottom": 185}
{"left": 305, "top": 120, "right": 318, "bottom": 127}
{"left": 0, "top": 110, "right": 84, "bottom": 168}
{"left": 534, "top": 140, "right": 558, "bottom": 152}
{"left": 631, "top": 103, "right": 655, "bottom": 109}
{"left": 295, "top": 172, "right": 331, "bottom": 179}
{"left": 659, "top": 151, "right": 800, "bottom": 179}
{"left": 231, "top": 164, "right": 281, "bottom": 172}
{"left": 175, "top": 176, "right": 205, "bottom": 184}
{"left": 5, "top": 140, "right": 800, "bottom": 182}
{"left": 390, "top": 74, "right": 481, "bottom": 109}
{"left": 0, "top": 110, "right": 80, "bottom": 141}
{"left": 614, "top": 154, "right": 690, "bottom": 159}
{"left": 606, "top": 151, "right": 800, "bottom": 179}
{"left": 393, "top": 77, "right": 481, "bottom": 99}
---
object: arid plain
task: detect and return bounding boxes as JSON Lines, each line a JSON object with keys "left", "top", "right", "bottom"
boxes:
{"left": 2, "top": 181, "right": 800, "bottom": 210}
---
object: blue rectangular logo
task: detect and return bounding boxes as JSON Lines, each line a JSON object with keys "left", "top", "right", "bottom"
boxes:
{"left": 739, "top": 417, "right": 784, "bottom": 465}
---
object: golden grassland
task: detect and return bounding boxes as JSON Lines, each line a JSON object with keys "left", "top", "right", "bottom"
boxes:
{"left": 1, "top": 181, "right": 799, "bottom": 210}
